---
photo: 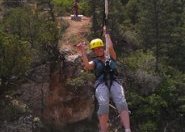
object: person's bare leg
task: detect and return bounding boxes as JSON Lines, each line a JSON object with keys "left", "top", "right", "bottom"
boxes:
{"left": 98, "top": 114, "right": 109, "bottom": 132}
{"left": 120, "top": 110, "right": 131, "bottom": 132}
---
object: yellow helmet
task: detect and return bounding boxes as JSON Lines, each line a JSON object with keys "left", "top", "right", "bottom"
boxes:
{"left": 89, "top": 38, "right": 104, "bottom": 50}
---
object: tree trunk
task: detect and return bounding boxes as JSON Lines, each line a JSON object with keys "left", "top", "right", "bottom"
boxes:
{"left": 154, "top": 0, "right": 159, "bottom": 72}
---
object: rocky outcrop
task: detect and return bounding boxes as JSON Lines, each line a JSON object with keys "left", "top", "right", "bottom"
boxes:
{"left": 0, "top": 114, "right": 42, "bottom": 132}
{"left": 43, "top": 55, "right": 95, "bottom": 128}
{"left": 0, "top": 54, "right": 95, "bottom": 132}
{"left": 8, "top": 53, "right": 95, "bottom": 130}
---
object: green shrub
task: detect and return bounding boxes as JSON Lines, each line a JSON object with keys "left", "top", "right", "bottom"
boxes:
{"left": 124, "top": 50, "right": 156, "bottom": 73}
{"left": 53, "top": 0, "right": 73, "bottom": 15}
{"left": 66, "top": 71, "right": 94, "bottom": 95}
{"left": 139, "top": 121, "right": 157, "bottom": 132}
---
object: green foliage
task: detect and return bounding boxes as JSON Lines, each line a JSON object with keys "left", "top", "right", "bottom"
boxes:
{"left": 128, "top": 92, "right": 167, "bottom": 131}
{"left": 91, "top": 1, "right": 185, "bottom": 130}
{"left": 60, "top": 18, "right": 69, "bottom": 33}
{"left": 0, "top": 6, "right": 64, "bottom": 91}
{"left": 124, "top": 50, "right": 156, "bottom": 72}
{"left": 0, "top": 0, "right": 184, "bottom": 131}
{"left": 124, "top": 51, "right": 185, "bottom": 130}
{"left": 159, "top": 67, "right": 185, "bottom": 110}
{"left": 139, "top": 121, "right": 157, "bottom": 132}
{"left": 78, "top": 0, "right": 92, "bottom": 16}
{"left": 53, "top": 0, "right": 73, "bottom": 15}
{"left": 122, "top": 30, "right": 140, "bottom": 48}
{"left": 126, "top": 0, "right": 140, "bottom": 25}
{"left": 53, "top": 0, "right": 91, "bottom": 16}
{"left": 137, "top": 0, "right": 185, "bottom": 72}
{"left": 0, "top": 32, "right": 31, "bottom": 84}
{"left": 155, "top": 68, "right": 185, "bottom": 130}
{"left": 2, "top": 7, "right": 60, "bottom": 62}
{"left": 91, "top": 0, "right": 141, "bottom": 54}
{"left": 2, "top": 7, "right": 33, "bottom": 39}
{"left": 66, "top": 71, "right": 94, "bottom": 94}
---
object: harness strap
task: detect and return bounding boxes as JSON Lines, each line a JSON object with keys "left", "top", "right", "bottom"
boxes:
{"left": 104, "top": 59, "right": 114, "bottom": 89}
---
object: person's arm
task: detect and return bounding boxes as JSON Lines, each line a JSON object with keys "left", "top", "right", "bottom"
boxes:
{"left": 105, "top": 33, "right": 117, "bottom": 60}
{"left": 81, "top": 51, "right": 94, "bottom": 70}
{"left": 76, "top": 42, "right": 94, "bottom": 70}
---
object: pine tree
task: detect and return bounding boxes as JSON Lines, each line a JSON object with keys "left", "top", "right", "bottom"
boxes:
{"left": 0, "top": 32, "right": 32, "bottom": 90}
{"left": 165, "top": 0, "right": 185, "bottom": 72}
{"left": 137, "top": 0, "right": 185, "bottom": 72}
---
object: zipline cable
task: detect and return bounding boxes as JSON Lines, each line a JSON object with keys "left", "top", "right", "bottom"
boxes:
{"left": 105, "top": 0, "right": 108, "bottom": 22}
{"left": 104, "top": 0, "right": 110, "bottom": 60}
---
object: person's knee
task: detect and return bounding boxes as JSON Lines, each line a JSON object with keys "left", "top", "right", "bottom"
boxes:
{"left": 116, "top": 101, "right": 128, "bottom": 113}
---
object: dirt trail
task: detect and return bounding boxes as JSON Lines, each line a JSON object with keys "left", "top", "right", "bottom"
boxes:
{"left": 58, "top": 16, "right": 91, "bottom": 54}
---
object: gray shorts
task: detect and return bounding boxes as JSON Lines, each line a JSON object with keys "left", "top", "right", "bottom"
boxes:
{"left": 95, "top": 81, "right": 128, "bottom": 116}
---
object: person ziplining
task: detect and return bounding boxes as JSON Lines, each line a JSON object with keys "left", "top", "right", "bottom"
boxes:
{"left": 76, "top": 1, "right": 131, "bottom": 131}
